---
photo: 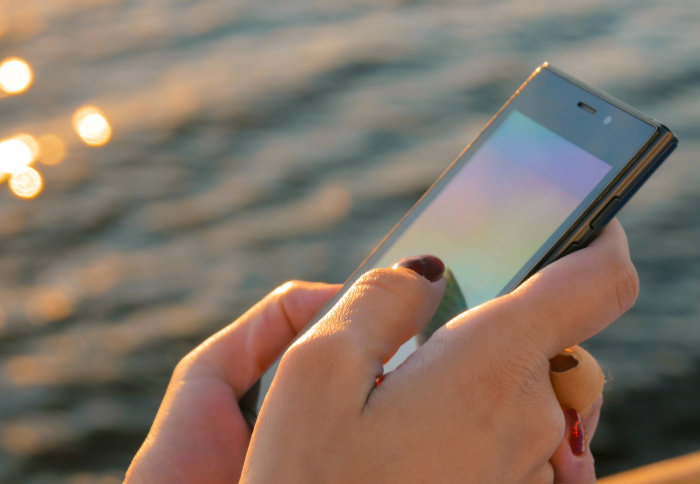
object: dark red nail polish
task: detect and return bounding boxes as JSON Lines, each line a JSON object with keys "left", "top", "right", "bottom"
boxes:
{"left": 567, "top": 409, "right": 585, "bottom": 456}
{"left": 393, "top": 255, "right": 445, "bottom": 282}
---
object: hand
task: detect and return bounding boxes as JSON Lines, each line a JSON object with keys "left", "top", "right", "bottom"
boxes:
{"left": 125, "top": 281, "right": 341, "bottom": 483}
{"left": 241, "top": 219, "right": 637, "bottom": 483}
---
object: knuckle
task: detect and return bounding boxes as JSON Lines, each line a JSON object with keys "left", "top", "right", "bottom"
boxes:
{"left": 283, "top": 330, "right": 323, "bottom": 366}
{"left": 172, "top": 356, "right": 191, "bottom": 379}
{"left": 271, "top": 279, "right": 305, "bottom": 299}
{"left": 279, "top": 329, "right": 350, "bottom": 384}
{"left": 606, "top": 250, "right": 640, "bottom": 313}
{"left": 277, "top": 268, "right": 434, "bottom": 383}
{"left": 172, "top": 350, "right": 202, "bottom": 381}
{"left": 277, "top": 337, "right": 316, "bottom": 379}
{"left": 284, "top": 321, "right": 346, "bottom": 366}
{"left": 500, "top": 290, "right": 565, "bottom": 354}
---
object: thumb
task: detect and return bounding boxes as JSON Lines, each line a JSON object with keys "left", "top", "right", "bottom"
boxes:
{"left": 278, "top": 255, "right": 446, "bottom": 408}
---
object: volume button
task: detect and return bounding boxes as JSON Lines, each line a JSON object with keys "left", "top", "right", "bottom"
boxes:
{"left": 589, "top": 196, "right": 622, "bottom": 231}
{"left": 562, "top": 241, "right": 581, "bottom": 257}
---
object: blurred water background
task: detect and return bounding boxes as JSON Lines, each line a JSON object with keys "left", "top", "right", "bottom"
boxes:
{"left": 0, "top": 0, "right": 699, "bottom": 482}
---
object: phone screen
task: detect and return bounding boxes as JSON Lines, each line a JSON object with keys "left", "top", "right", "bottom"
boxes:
{"left": 374, "top": 110, "right": 612, "bottom": 309}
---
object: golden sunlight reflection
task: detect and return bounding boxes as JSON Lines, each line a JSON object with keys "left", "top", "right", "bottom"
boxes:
{"left": 15, "top": 133, "right": 39, "bottom": 162}
{"left": 5, "top": 354, "right": 67, "bottom": 387}
{"left": 67, "top": 475, "right": 122, "bottom": 484}
{"left": 1, "top": 421, "right": 40, "bottom": 456}
{"left": 38, "top": 134, "right": 67, "bottom": 165}
{"left": 25, "top": 287, "right": 73, "bottom": 324}
{"left": 72, "top": 106, "right": 112, "bottom": 146}
{"left": 78, "top": 256, "right": 125, "bottom": 295}
{"left": 0, "top": 134, "right": 39, "bottom": 174}
{"left": 0, "top": 416, "right": 71, "bottom": 456}
{"left": 9, "top": 166, "right": 43, "bottom": 199}
{"left": 0, "top": 57, "right": 34, "bottom": 95}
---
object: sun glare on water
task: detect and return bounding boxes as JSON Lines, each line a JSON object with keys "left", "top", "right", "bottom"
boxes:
{"left": 0, "top": 134, "right": 43, "bottom": 198}
{"left": 0, "top": 134, "right": 39, "bottom": 174}
{"left": 37, "top": 134, "right": 67, "bottom": 165}
{"left": 9, "top": 167, "right": 43, "bottom": 199}
{"left": 0, "top": 57, "right": 112, "bottom": 200}
{"left": 72, "top": 106, "right": 112, "bottom": 146}
{"left": 0, "top": 57, "right": 34, "bottom": 95}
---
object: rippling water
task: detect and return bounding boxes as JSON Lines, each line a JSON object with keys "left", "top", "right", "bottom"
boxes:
{"left": 1, "top": 0, "right": 699, "bottom": 481}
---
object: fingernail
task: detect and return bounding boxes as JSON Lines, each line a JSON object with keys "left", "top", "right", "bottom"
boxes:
{"left": 392, "top": 255, "right": 445, "bottom": 282}
{"left": 567, "top": 409, "right": 586, "bottom": 456}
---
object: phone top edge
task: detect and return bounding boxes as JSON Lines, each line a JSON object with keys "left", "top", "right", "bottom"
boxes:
{"left": 541, "top": 63, "right": 671, "bottom": 133}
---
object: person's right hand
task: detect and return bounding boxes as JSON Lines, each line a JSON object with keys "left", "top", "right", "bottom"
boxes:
{"left": 241, "top": 219, "right": 638, "bottom": 484}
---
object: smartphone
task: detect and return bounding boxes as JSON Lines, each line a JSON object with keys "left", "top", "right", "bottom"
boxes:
{"left": 240, "top": 62, "right": 677, "bottom": 426}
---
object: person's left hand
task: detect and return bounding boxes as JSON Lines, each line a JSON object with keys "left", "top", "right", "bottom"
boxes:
{"left": 125, "top": 280, "right": 341, "bottom": 483}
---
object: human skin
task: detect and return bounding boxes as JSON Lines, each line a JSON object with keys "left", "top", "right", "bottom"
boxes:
{"left": 126, "top": 219, "right": 637, "bottom": 483}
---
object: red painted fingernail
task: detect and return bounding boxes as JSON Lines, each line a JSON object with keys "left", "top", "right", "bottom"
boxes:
{"left": 567, "top": 409, "right": 586, "bottom": 456}
{"left": 375, "top": 375, "right": 385, "bottom": 386}
{"left": 393, "top": 255, "right": 445, "bottom": 282}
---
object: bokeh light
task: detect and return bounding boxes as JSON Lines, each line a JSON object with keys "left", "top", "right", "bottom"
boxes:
{"left": 0, "top": 57, "right": 34, "bottom": 95}
{"left": 1, "top": 421, "right": 40, "bottom": 456}
{"left": 38, "top": 134, "right": 67, "bottom": 165}
{"left": 15, "top": 133, "right": 39, "bottom": 160}
{"left": 72, "top": 106, "right": 112, "bottom": 146}
{"left": 67, "top": 475, "right": 122, "bottom": 484}
{"left": 0, "top": 415, "right": 72, "bottom": 456}
{"left": 0, "top": 133, "right": 39, "bottom": 174}
{"left": 25, "top": 286, "right": 74, "bottom": 324}
{"left": 9, "top": 166, "right": 43, "bottom": 199}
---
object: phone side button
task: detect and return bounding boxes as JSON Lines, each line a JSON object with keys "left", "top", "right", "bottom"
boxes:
{"left": 562, "top": 241, "right": 581, "bottom": 257}
{"left": 589, "top": 196, "right": 621, "bottom": 231}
